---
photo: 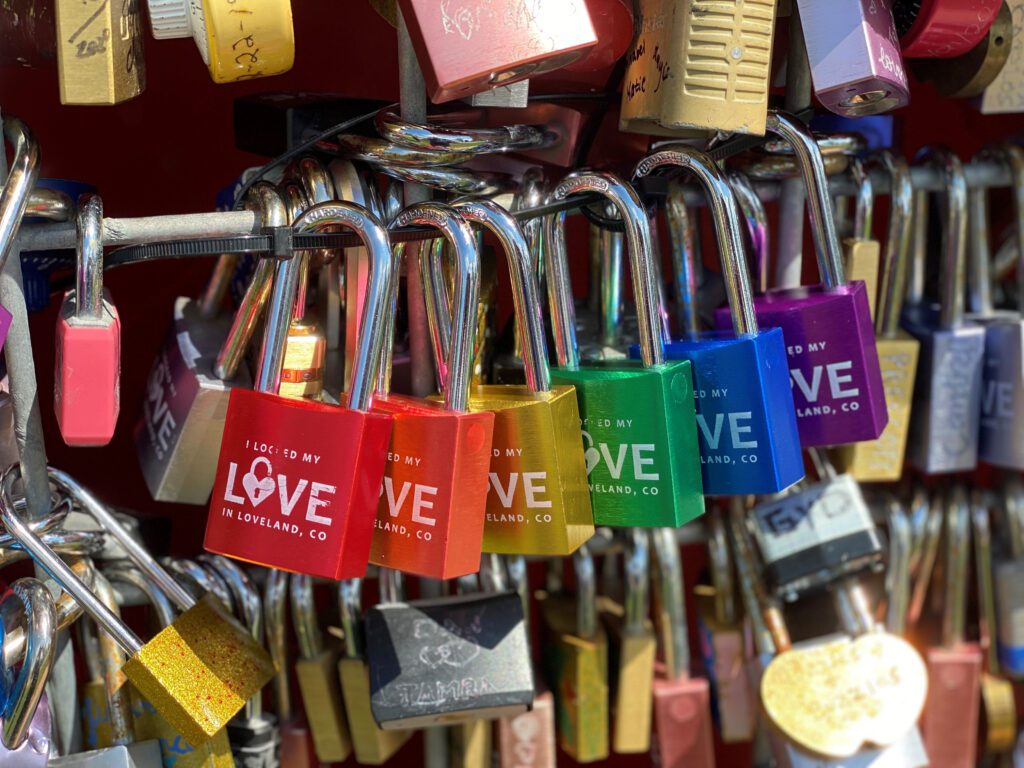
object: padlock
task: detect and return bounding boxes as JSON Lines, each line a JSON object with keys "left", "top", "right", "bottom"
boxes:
{"left": 369, "top": 202, "right": 495, "bottom": 579}
{"left": 419, "top": 199, "right": 592, "bottom": 556}
{"left": 832, "top": 151, "right": 920, "bottom": 482}
{"left": 364, "top": 575, "right": 533, "bottom": 728}
{"left": 648, "top": 528, "right": 715, "bottom": 768}
{"left": 970, "top": 490, "right": 1017, "bottom": 755}
{"left": 911, "top": 0, "right": 1013, "bottom": 96}
{"left": 496, "top": 555, "right": 556, "bottom": 768}
{"left": 838, "top": 158, "right": 882, "bottom": 319}
{"left": 695, "top": 507, "right": 754, "bottom": 744}
{"left": 892, "top": 0, "right": 1003, "bottom": 58}
{"left": 921, "top": 484, "right": 983, "bottom": 768}
{"left": 982, "top": 0, "right": 1024, "bottom": 112}
{"left": 79, "top": 616, "right": 113, "bottom": 751}
{"left": 55, "top": 194, "right": 120, "bottom": 447}
{"left": 395, "top": 0, "right": 598, "bottom": 103}
{"left": 546, "top": 170, "right": 703, "bottom": 527}
{"left": 12, "top": 466, "right": 275, "bottom": 746}
{"left": 143, "top": 0, "right": 294, "bottom": 83}
{"left": 336, "top": 576, "right": 411, "bottom": 765}
{"left": 195, "top": 555, "right": 281, "bottom": 768}
{"left": 206, "top": 201, "right": 395, "bottom": 580}
{"left": 597, "top": 530, "right": 656, "bottom": 753}
{"left": 632, "top": 148, "right": 803, "bottom": 495}
{"left": 902, "top": 147, "right": 985, "bottom": 474}
{"left": 103, "top": 563, "right": 235, "bottom": 768}
{"left": 540, "top": 545, "right": 608, "bottom": 763}
{"left": 55, "top": 0, "right": 145, "bottom": 104}
{"left": 135, "top": 184, "right": 282, "bottom": 504}
{"left": 715, "top": 111, "right": 888, "bottom": 446}
{"left": 796, "top": 0, "right": 909, "bottom": 116}
{"left": 967, "top": 146, "right": 1024, "bottom": 470}
{"left": 445, "top": 571, "right": 494, "bottom": 768}
{"left": 997, "top": 477, "right": 1024, "bottom": 678}
{"left": 752, "top": 462, "right": 883, "bottom": 599}
{"left": 618, "top": 0, "right": 673, "bottom": 135}
{"left": 286, "top": 574, "right": 352, "bottom": 763}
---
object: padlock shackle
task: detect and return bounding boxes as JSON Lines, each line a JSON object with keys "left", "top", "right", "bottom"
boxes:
{"left": 867, "top": 151, "right": 914, "bottom": 339}
{"left": 375, "top": 110, "right": 551, "bottom": 156}
{"left": 728, "top": 172, "right": 769, "bottom": 296}
{"left": 263, "top": 569, "right": 292, "bottom": 720}
{"left": 634, "top": 148, "right": 758, "bottom": 337}
{"left": 765, "top": 111, "right": 846, "bottom": 290}
{"left": 164, "top": 557, "right": 233, "bottom": 612}
{"left": 651, "top": 527, "right": 689, "bottom": 681}
{"left": 338, "top": 578, "right": 363, "bottom": 659}
{"left": 0, "top": 579, "right": 55, "bottom": 751}
{"left": 885, "top": 500, "right": 912, "bottom": 636}
{"left": 967, "top": 185, "right": 994, "bottom": 317}
{"left": 294, "top": 202, "right": 393, "bottom": 411}
{"left": 293, "top": 157, "right": 337, "bottom": 320}
{"left": 572, "top": 544, "right": 597, "bottom": 640}
{"left": 394, "top": 202, "right": 479, "bottom": 412}
{"left": 548, "top": 171, "right": 664, "bottom": 368}
{"left": 908, "top": 489, "right": 944, "bottom": 627}
{"left": 665, "top": 185, "right": 703, "bottom": 336}
{"left": 970, "top": 491, "right": 1001, "bottom": 675}
{"left": 479, "top": 553, "right": 509, "bottom": 593}
{"left": 215, "top": 182, "right": 286, "bottom": 381}
{"left": 830, "top": 578, "right": 876, "bottom": 637}
{"left": 197, "top": 253, "right": 239, "bottom": 320}
{"left": 290, "top": 574, "right": 323, "bottom": 660}
{"left": 707, "top": 511, "right": 737, "bottom": 626}
{"left": 1005, "top": 476, "right": 1024, "bottom": 559}
{"left": 375, "top": 242, "right": 408, "bottom": 397}
{"left": 104, "top": 564, "right": 177, "bottom": 629}
{"left": 850, "top": 158, "right": 874, "bottom": 243}
{"left": 453, "top": 199, "right": 551, "bottom": 393}
{"left": 942, "top": 484, "right": 971, "bottom": 649}
{"left": 46, "top": 468, "right": 199, "bottom": 613}
{"left": 74, "top": 193, "right": 105, "bottom": 321}
{"left": 915, "top": 147, "right": 969, "bottom": 329}
{"left": 379, "top": 568, "right": 404, "bottom": 604}
{"left": 623, "top": 529, "right": 650, "bottom": 634}
{"left": 93, "top": 572, "right": 135, "bottom": 746}
{"left": 978, "top": 144, "right": 1024, "bottom": 312}
{"left": 507, "top": 555, "right": 530, "bottom": 636}
{"left": 0, "top": 467, "right": 145, "bottom": 659}
{"left": 597, "top": 213, "right": 625, "bottom": 348}
{"left": 0, "top": 117, "right": 39, "bottom": 275}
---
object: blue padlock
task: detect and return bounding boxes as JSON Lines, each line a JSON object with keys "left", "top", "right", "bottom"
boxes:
{"left": 630, "top": 147, "right": 804, "bottom": 495}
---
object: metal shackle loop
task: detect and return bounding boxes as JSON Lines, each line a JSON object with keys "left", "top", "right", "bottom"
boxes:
{"left": 914, "top": 147, "right": 969, "bottom": 330}
{"left": 572, "top": 543, "right": 596, "bottom": 641}
{"left": 729, "top": 172, "right": 770, "bottom": 295}
{"left": 549, "top": 170, "right": 664, "bottom": 367}
{"left": 338, "top": 578, "right": 362, "bottom": 659}
{"left": 75, "top": 193, "right": 104, "bottom": 322}
{"left": 329, "top": 134, "right": 470, "bottom": 168}
{"left": 943, "top": 484, "right": 971, "bottom": 648}
{"left": 0, "top": 117, "right": 40, "bottom": 273}
{"left": 454, "top": 199, "right": 551, "bottom": 393}
{"left": 866, "top": 151, "right": 914, "bottom": 338}
{"left": 104, "top": 563, "right": 177, "bottom": 629}
{"left": 651, "top": 527, "right": 688, "bottom": 681}
{"left": 0, "top": 579, "right": 55, "bottom": 751}
{"left": 634, "top": 148, "right": 757, "bottom": 336}
{"left": 294, "top": 201, "right": 393, "bottom": 411}
{"left": 375, "top": 110, "right": 550, "bottom": 156}
{"left": 290, "top": 574, "right": 323, "bottom": 660}
{"left": 394, "top": 202, "right": 480, "bottom": 413}
{"left": 765, "top": 110, "right": 845, "bottom": 289}
{"left": 850, "top": 157, "right": 874, "bottom": 242}
{"left": 624, "top": 530, "right": 651, "bottom": 634}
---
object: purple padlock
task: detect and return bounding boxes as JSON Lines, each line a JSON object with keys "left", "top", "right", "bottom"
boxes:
{"left": 716, "top": 111, "right": 888, "bottom": 448}
{"left": 0, "top": 118, "right": 40, "bottom": 350}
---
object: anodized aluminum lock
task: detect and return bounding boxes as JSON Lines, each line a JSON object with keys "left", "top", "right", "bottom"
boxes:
{"left": 205, "top": 201, "right": 395, "bottom": 580}
{"left": 715, "top": 111, "right": 888, "bottom": 447}
{"left": 631, "top": 147, "right": 803, "bottom": 495}
{"left": 797, "top": 0, "right": 910, "bottom": 116}
{"left": 902, "top": 147, "right": 986, "bottom": 474}
{"left": 546, "top": 170, "right": 704, "bottom": 527}
{"left": 55, "top": 194, "right": 121, "bottom": 447}
{"left": 369, "top": 202, "right": 495, "bottom": 580}
{"left": 135, "top": 183, "right": 282, "bottom": 505}
{"left": 435, "top": 199, "right": 593, "bottom": 557}
{"left": 892, "top": 0, "right": 1003, "bottom": 57}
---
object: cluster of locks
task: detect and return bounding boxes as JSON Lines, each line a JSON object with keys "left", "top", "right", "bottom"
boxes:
{"left": 2, "top": 0, "right": 1024, "bottom": 766}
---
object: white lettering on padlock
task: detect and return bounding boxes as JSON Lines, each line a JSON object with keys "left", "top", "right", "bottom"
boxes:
{"left": 142, "top": 352, "right": 177, "bottom": 456}
{"left": 982, "top": 380, "right": 1014, "bottom": 420}
{"left": 790, "top": 362, "right": 861, "bottom": 402}
{"left": 380, "top": 476, "right": 438, "bottom": 526}
{"left": 696, "top": 412, "right": 759, "bottom": 451}
{"left": 582, "top": 431, "right": 660, "bottom": 481}
{"left": 223, "top": 455, "right": 337, "bottom": 525}
{"left": 488, "top": 472, "right": 552, "bottom": 509}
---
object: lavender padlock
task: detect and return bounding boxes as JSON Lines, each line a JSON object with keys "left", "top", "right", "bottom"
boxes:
{"left": 715, "top": 111, "right": 888, "bottom": 447}
{"left": 0, "top": 118, "right": 41, "bottom": 348}
{"left": 797, "top": 0, "right": 910, "bottom": 117}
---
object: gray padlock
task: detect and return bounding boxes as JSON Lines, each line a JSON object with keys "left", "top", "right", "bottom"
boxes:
{"left": 903, "top": 147, "right": 985, "bottom": 474}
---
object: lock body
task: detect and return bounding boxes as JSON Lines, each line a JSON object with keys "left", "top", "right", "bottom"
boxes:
{"left": 843, "top": 239, "right": 881, "bottom": 321}
{"left": 833, "top": 333, "right": 920, "bottom": 481}
{"left": 369, "top": 396, "right": 495, "bottom": 579}
{"left": 338, "top": 657, "right": 412, "bottom": 764}
{"left": 541, "top": 595, "right": 609, "bottom": 763}
{"left": 895, "top": 0, "right": 1003, "bottom": 58}
{"left": 719, "top": 281, "right": 887, "bottom": 446}
{"left": 977, "top": 316, "right": 1024, "bottom": 469}
{"left": 55, "top": 293, "right": 121, "bottom": 446}
{"left": 696, "top": 604, "right": 755, "bottom": 742}
{"left": 131, "top": 689, "right": 235, "bottom": 768}
{"left": 995, "top": 561, "right": 1024, "bottom": 676}
{"left": 551, "top": 361, "right": 704, "bottom": 527}
{"left": 470, "top": 385, "right": 593, "bottom": 556}
{"left": 54, "top": 0, "right": 145, "bottom": 104}
{"left": 280, "top": 319, "right": 326, "bottom": 400}
{"left": 652, "top": 671, "right": 715, "bottom": 768}
{"left": 396, "top": 0, "right": 598, "bottom": 102}
{"left": 498, "top": 688, "right": 557, "bottom": 768}
{"left": 922, "top": 645, "right": 983, "bottom": 768}
{"left": 797, "top": 0, "right": 909, "bottom": 116}
{"left": 902, "top": 306, "right": 986, "bottom": 473}
{"left": 295, "top": 650, "right": 352, "bottom": 762}
{"left": 135, "top": 297, "right": 250, "bottom": 505}
{"left": 205, "top": 388, "right": 392, "bottom": 579}
{"left": 365, "top": 593, "right": 533, "bottom": 729}
{"left": 632, "top": 329, "right": 803, "bottom": 494}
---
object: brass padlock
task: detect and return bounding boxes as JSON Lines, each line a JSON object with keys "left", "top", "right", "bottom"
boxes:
{"left": 55, "top": 0, "right": 145, "bottom": 104}
{"left": 841, "top": 158, "right": 881, "bottom": 320}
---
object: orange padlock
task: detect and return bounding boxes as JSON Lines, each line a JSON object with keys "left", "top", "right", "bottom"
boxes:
{"left": 369, "top": 202, "right": 495, "bottom": 580}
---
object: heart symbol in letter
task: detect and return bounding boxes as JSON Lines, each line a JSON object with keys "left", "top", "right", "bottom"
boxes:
{"left": 242, "top": 457, "right": 275, "bottom": 507}
{"left": 761, "top": 633, "right": 928, "bottom": 758}
{"left": 581, "top": 430, "right": 600, "bottom": 475}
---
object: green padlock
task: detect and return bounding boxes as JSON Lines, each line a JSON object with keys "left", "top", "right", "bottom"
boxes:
{"left": 545, "top": 170, "right": 704, "bottom": 527}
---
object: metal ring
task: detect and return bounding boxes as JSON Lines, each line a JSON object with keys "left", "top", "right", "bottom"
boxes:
{"left": 375, "top": 110, "right": 551, "bottom": 155}
{"left": 323, "top": 134, "right": 471, "bottom": 168}
{"left": 373, "top": 164, "right": 515, "bottom": 196}
{"left": 739, "top": 152, "right": 850, "bottom": 180}
{"left": 760, "top": 133, "right": 865, "bottom": 157}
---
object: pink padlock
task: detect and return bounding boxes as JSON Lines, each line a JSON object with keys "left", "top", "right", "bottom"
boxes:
{"left": 54, "top": 193, "right": 120, "bottom": 446}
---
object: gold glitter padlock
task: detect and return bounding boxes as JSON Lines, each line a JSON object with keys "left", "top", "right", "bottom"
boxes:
{"left": 1, "top": 467, "right": 276, "bottom": 746}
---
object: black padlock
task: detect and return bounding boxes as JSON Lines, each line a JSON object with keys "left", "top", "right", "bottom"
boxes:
{"left": 364, "top": 590, "right": 534, "bottom": 729}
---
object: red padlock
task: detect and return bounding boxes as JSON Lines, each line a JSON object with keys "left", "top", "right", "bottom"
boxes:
{"left": 370, "top": 202, "right": 495, "bottom": 580}
{"left": 204, "top": 201, "right": 395, "bottom": 580}
{"left": 55, "top": 193, "right": 121, "bottom": 446}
